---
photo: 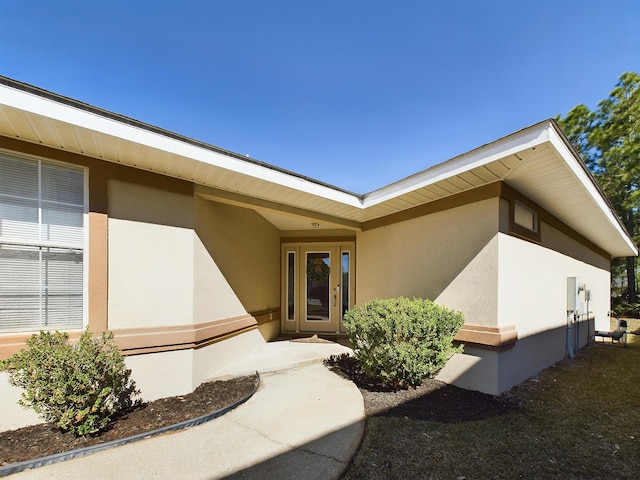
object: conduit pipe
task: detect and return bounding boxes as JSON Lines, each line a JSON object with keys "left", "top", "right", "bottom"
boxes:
{"left": 566, "top": 311, "right": 575, "bottom": 360}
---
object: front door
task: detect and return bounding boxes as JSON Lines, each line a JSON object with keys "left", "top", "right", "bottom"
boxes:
{"left": 282, "top": 242, "right": 354, "bottom": 334}
{"left": 301, "top": 246, "right": 339, "bottom": 332}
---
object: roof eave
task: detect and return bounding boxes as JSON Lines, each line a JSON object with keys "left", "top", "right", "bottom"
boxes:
{"left": 546, "top": 122, "right": 638, "bottom": 258}
{"left": 0, "top": 76, "right": 364, "bottom": 209}
{"left": 0, "top": 76, "right": 636, "bottom": 258}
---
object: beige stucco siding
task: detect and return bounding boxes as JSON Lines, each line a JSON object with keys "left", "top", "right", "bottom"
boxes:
{"left": 436, "top": 347, "right": 499, "bottom": 394}
{"left": 541, "top": 220, "right": 610, "bottom": 272}
{"left": 191, "top": 329, "right": 265, "bottom": 388}
{"left": 194, "top": 194, "right": 280, "bottom": 314}
{"left": 192, "top": 232, "right": 248, "bottom": 323}
{"left": 119, "top": 328, "right": 265, "bottom": 402}
{"left": 107, "top": 181, "right": 256, "bottom": 328}
{"left": 356, "top": 198, "right": 500, "bottom": 326}
{"left": 107, "top": 179, "right": 194, "bottom": 228}
{"left": 439, "top": 230, "right": 610, "bottom": 395}
{"left": 435, "top": 236, "right": 499, "bottom": 327}
{"left": 493, "top": 231, "right": 610, "bottom": 392}
{"left": 0, "top": 372, "right": 41, "bottom": 431}
{"left": 107, "top": 180, "right": 198, "bottom": 328}
{"left": 498, "top": 230, "right": 610, "bottom": 337}
{"left": 108, "top": 219, "right": 196, "bottom": 328}
{"left": 362, "top": 192, "right": 613, "bottom": 395}
{"left": 125, "top": 349, "right": 194, "bottom": 400}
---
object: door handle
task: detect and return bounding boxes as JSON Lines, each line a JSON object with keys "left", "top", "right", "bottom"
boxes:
{"left": 333, "top": 284, "right": 340, "bottom": 307}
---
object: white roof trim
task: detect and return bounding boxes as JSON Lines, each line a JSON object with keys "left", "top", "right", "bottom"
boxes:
{"left": 0, "top": 78, "right": 636, "bottom": 258}
{"left": 547, "top": 126, "right": 638, "bottom": 256}
{"left": 364, "top": 123, "right": 549, "bottom": 207}
{"left": 0, "top": 83, "right": 363, "bottom": 209}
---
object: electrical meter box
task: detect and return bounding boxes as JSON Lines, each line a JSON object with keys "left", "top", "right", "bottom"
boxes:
{"left": 567, "top": 277, "right": 578, "bottom": 312}
{"left": 567, "top": 277, "right": 587, "bottom": 314}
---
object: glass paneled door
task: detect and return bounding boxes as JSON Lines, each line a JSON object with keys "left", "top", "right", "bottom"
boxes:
{"left": 302, "top": 248, "right": 338, "bottom": 332}
{"left": 282, "top": 242, "right": 354, "bottom": 334}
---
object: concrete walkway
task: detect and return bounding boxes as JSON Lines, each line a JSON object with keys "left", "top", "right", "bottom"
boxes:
{"left": 11, "top": 340, "right": 364, "bottom": 480}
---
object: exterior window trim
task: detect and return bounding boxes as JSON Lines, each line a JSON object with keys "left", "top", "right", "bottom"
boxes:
{"left": 0, "top": 151, "right": 88, "bottom": 333}
{"left": 286, "top": 250, "right": 296, "bottom": 321}
{"left": 509, "top": 197, "right": 541, "bottom": 243}
{"left": 514, "top": 201, "right": 538, "bottom": 232}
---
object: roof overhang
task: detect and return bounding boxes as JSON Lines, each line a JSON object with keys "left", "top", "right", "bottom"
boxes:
{"left": 0, "top": 77, "right": 636, "bottom": 258}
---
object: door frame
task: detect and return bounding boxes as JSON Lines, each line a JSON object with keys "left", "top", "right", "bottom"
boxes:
{"left": 281, "top": 241, "right": 355, "bottom": 335}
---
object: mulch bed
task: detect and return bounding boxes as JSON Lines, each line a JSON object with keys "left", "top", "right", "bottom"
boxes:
{"left": 3, "top": 355, "right": 517, "bottom": 468}
{"left": 0, "top": 374, "right": 258, "bottom": 466}
{"left": 324, "top": 353, "right": 517, "bottom": 420}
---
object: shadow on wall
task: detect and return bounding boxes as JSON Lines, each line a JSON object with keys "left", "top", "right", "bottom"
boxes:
{"left": 192, "top": 196, "right": 281, "bottom": 314}
{"left": 439, "top": 320, "right": 594, "bottom": 395}
{"left": 357, "top": 199, "right": 500, "bottom": 313}
{"left": 106, "top": 179, "right": 281, "bottom": 319}
{"left": 107, "top": 178, "right": 195, "bottom": 229}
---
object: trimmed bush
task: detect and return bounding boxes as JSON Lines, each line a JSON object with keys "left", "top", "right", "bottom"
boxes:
{"left": 0, "top": 329, "right": 140, "bottom": 436}
{"left": 343, "top": 297, "right": 464, "bottom": 388}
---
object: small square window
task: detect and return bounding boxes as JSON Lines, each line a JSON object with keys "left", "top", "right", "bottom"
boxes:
{"left": 514, "top": 201, "right": 537, "bottom": 232}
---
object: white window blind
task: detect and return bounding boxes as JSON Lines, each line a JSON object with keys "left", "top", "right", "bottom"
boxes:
{"left": 0, "top": 155, "right": 85, "bottom": 333}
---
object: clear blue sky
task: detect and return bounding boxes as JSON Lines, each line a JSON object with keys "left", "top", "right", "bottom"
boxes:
{"left": 1, "top": 0, "right": 639, "bottom": 193}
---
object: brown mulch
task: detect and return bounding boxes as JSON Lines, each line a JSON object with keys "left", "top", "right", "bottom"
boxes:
{"left": 2, "top": 355, "right": 516, "bottom": 468}
{"left": 0, "top": 374, "right": 258, "bottom": 466}
{"left": 324, "top": 353, "right": 517, "bottom": 421}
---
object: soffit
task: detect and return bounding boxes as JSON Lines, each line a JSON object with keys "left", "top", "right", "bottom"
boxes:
{"left": 0, "top": 98, "right": 364, "bottom": 225}
{"left": 0, "top": 94, "right": 528, "bottom": 229}
{"left": 504, "top": 140, "right": 635, "bottom": 258}
{"left": 0, "top": 79, "right": 635, "bottom": 256}
{"left": 361, "top": 152, "right": 527, "bottom": 222}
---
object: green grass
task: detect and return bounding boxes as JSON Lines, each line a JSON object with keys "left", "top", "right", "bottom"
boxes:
{"left": 344, "top": 332, "right": 640, "bottom": 479}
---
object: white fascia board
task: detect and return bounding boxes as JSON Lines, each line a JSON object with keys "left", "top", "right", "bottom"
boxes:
{"left": 0, "top": 84, "right": 363, "bottom": 209}
{"left": 547, "top": 126, "right": 638, "bottom": 257}
{"left": 363, "top": 122, "right": 552, "bottom": 208}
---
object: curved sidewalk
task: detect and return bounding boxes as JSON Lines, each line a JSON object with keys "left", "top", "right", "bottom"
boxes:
{"left": 11, "top": 341, "right": 364, "bottom": 480}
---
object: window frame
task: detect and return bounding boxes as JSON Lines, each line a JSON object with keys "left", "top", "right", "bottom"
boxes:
{"left": 509, "top": 197, "right": 541, "bottom": 243}
{"left": 0, "top": 151, "right": 88, "bottom": 333}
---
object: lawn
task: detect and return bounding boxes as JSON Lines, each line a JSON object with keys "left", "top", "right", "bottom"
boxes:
{"left": 342, "top": 325, "right": 640, "bottom": 479}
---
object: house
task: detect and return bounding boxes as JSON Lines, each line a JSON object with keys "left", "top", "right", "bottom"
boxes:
{"left": 1, "top": 77, "right": 636, "bottom": 431}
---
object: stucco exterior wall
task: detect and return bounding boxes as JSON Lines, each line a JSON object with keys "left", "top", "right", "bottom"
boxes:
{"left": 356, "top": 198, "right": 500, "bottom": 327}
{"left": 257, "top": 318, "right": 281, "bottom": 341}
{"left": 105, "top": 182, "right": 271, "bottom": 402}
{"left": 108, "top": 181, "right": 197, "bottom": 328}
{"left": 359, "top": 193, "right": 612, "bottom": 395}
{"left": 107, "top": 181, "right": 255, "bottom": 328}
{"left": 436, "top": 347, "right": 499, "bottom": 394}
{"left": 192, "top": 232, "right": 250, "bottom": 323}
{"left": 193, "top": 194, "right": 281, "bottom": 318}
{"left": 0, "top": 372, "right": 41, "bottom": 431}
{"left": 441, "top": 225, "right": 610, "bottom": 395}
{"left": 493, "top": 227, "right": 610, "bottom": 391}
{"left": 108, "top": 218, "right": 197, "bottom": 328}
{"left": 192, "top": 329, "right": 265, "bottom": 388}
{"left": 1, "top": 178, "right": 270, "bottom": 431}
{"left": 124, "top": 329, "right": 264, "bottom": 402}
{"left": 498, "top": 231, "right": 610, "bottom": 338}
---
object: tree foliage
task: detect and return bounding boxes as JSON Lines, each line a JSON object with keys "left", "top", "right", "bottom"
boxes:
{"left": 556, "top": 72, "right": 640, "bottom": 304}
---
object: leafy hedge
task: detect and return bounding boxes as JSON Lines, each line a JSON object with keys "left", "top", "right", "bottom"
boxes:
{"left": 1, "top": 329, "right": 140, "bottom": 436}
{"left": 343, "top": 297, "right": 464, "bottom": 388}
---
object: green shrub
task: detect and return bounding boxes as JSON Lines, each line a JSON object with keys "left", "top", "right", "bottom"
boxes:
{"left": 343, "top": 297, "right": 464, "bottom": 388}
{"left": 0, "top": 328, "right": 140, "bottom": 436}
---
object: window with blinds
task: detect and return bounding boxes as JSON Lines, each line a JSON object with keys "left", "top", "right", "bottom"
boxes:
{"left": 0, "top": 154, "right": 86, "bottom": 333}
